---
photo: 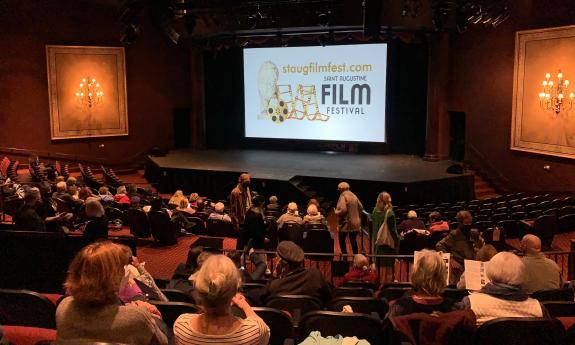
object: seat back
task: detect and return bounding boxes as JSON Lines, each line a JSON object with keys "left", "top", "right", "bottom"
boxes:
{"left": 341, "top": 280, "right": 379, "bottom": 291}
{"left": 542, "top": 301, "right": 575, "bottom": 317}
{"left": 497, "top": 219, "right": 520, "bottom": 239}
{"left": 252, "top": 307, "right": 294, "bottom": 345}
{"left": 532, "top": 288, "right": 575, "bottom": 302}
{"left": 477, "top": 317, "right": 565, "bottom": 345}
{"left": 266, "top": 294, "right": 322, "bottom": 317}
{"left": 148, "top": 211, "right": 178, "bottom": 245}
{"left": 329, "top": 297, "right": 389, "bottom": 318}
{"left": 333, "top": 287, "right": 373, "bottom": 298}
{"left": 442, "top": 288, "right": 469, "bottom": 301}
{"left": 379, "top": 286, "right": 411, "bottom": 301}
{"left": 149, "top": 301, "right": 199, "bottom": 328}
{"left": 278, "top": 223, "right": 302, "bottom": 244}
{"left": 300, "top": 230, "right": 333, "bottom": 261}
{"left": 0, "top": 289, "right": 56, "bottom": 329}
{"left": 105, "top": 207, "right": 125, "bottom": 223}
{"left": 206, "top": 218, "right": 237, "bottom": 237}
{"left": 298, "top": 311, "right": 383, "bottom": 344}
{"left": 161, "top": 288, "right": 195, "bottom": 304}
{"left": 125, "top": 208, "right": 151, "bottom": 238}
{"left": 558, "top": 213, "right": 575, "bottom": 233}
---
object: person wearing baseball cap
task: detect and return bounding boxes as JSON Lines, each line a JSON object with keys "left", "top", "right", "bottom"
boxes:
{"left": 265, "top": 241, "right": 331, "bottom": 305}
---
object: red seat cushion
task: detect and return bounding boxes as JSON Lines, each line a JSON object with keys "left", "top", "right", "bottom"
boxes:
{"left": 40, "top": 293, "right": 63, "bottom": 306}
{"left": 2, "top": 325, "right": 56, "bottom": 345}
{"left": 557, "top": 316, "right": 575, "bottom": 330}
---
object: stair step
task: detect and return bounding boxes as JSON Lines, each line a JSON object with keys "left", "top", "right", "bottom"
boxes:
{"left": 298, "top": 185, "right": 311, "bottom": 192}
{"left": 304, "top": 190, "right": 317, "bottom": 198}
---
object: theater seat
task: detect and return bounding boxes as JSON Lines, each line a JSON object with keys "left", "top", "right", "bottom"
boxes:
{"left": 297, "top": 311, "right": 384, "bottom": 344}
{"left": 532, "top": 288, "right": 575, "bottom": 302}
{"left": 1, "top": 325, "right": 56, "bottom": 345}
{"left": 149, "top": 301, "right": 199, "bottom": 328}
{"left": 329, "top": 297, "right": 389, "bottom": 318}
{"left": 476, "top": 317, "right": 565, "bottom": 345}
{"left": 0, "top": 289, "right": 56, "bottom": 329}
{"left": 252, "top": 307, "right": 294, "bottom": 345}
{"left": 266, "top": 295, "right": 322, "bottom": 323}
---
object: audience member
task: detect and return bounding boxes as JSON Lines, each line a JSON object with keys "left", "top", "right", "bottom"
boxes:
{"left": 428, "top": 211, "right": 449, "bottom": 232}
{"left": 460, "top": 251, "right": 549, "bottom": 326}
{"left": 398, "top": 210, "right": 426, "bottom": 232}
{"left": 436, "top": 210, "right": 484, "bottom": 285}
{"left": 52, "top": 181, "right": 68, "bottom": 200}
{"left": 266, "top": 241, "right": 331, "bottom": 305}
{"left": 520, "top": 234, "right": 562, "bottom": 293}
{"left": 388, "top": 250, "right": 456, "bottom": 317}
{"left": 230, "top": 173, "right": 252, "bottom": 224}
{"left": 149, "top": 197, "right": 171, "bottom": 216}
{"left": 335, "top": 182, "right": 364, "bottom": 255}
{"left": 208, "top": 202, "right": 232, "bottom": 223}
{"left": 169, "top": 190, "right": 187, "bottom": 207}
{"left": 240, "top": 195, "right": 267, "bottom": 250}
{"left": 457, "top": 244, "right": 497, "bottom": 289}
{"left": 176, "top": 199, "right": 195, "bottom": 214}
{"left": 342, "top": 254, "right": 377, "bottom": 285}
{"left": 172, "top": 246, "right": 203, "bottom": 280}
{"left": 229, "top": 249, "right": 267, "bottom": 283}
{"left": 78, "top": 187, "right": 94, "bottom": 201}
{"left": 34, "top": 184, "right": 69, "bottom": 232}
{"left": 266, "top": 195, "right": 280, "bottom": 212}
{"left": 173, "top": 255, "right": 270, "bottom": 345}
{"left": 98, "top": 186, "right": 115, "bottom": 203}
{"left": 188, "top": 193, "right": 200, "bottom": 208}
{"left": 303, "top": 204, "right": 326, "bottom": 225}
{"left": 126, "top": 184, "right": 141, "bottom": 201}
{"left": 114, "top": 185, "right": 131, "bottom": 204}
{"left": 277, "top": 202, "right": 303, "bottom": 229}
{"left": 82, "top": 198, "right": 108, "bottom": 244}
{"left": 195, "top": 197, "right": 206, "bottom": 212}
{"left": 372, "top": 192, "right": 399, "bottom": 270}
{"left": 168, "top": 248, "right": 208, "bottom": 295}
{"left": 14, "top": 192, "right": 47, "bottom": 232}
{"left": 67, "top": 184, "right": 79, "bottom": 200}
{"left": 56, "top": 241, "right": 169, "bottom": 345}
{"left": 65, "top": 176, "right": 77, "bottom": 188}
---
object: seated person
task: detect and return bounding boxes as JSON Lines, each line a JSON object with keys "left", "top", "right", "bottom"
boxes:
{"left": 342, "top": 254, "right": 377, "bottom": 285}
{"left": 265, "top": 241, "right": 332, "bottom": 305}
{"left": 168, "top": 190, "right": 187, "bottom": 207}
{"left": 457, "top": 244, "right": 497, "bottom": 289}
{"left": 398, "top": 210, "right": 426, "bottom": 232}
{"left": 188, "top": 193, "right": 200, "bottom": 208}
{"left": 114, "top": 185, "right": 131, "bottom": 204}
{"left": 229, "top": 249, "right": 267, "bottom": 283}
{"left": 520, "top": 234, "right": 563, "bottom": 293}
{"left": 14, "top": 191, "right": 61, "bottom": 232}
{"left": 82, "top": 198, "right": 108, "bottom": 244}
{"left": 388, "top": 250, "right": 456, "bottom": 317}
{"left": 173, "top": 255, "right": 270, "bottom": 345}
{"left": 175, "top": 198, "right": 195, "bottom": 214}
{"left": 98, "top": 186, "right": 115, "bottom": 203}
{"left": 277, "top": 202, "right": 303, "bottom": 229}
{"left": 146, "top": 197, "right": 171, "bottom": 216}
{"left": 67, "top": 185, "right": 79, "bottom": 201}
{"left": 428, "top": 211, "right": 449, "bottom": 232}
{"left": 78, "top": 187, "right": 95, "bottom": 202}
{"left": 266, "top": 195, "right": 281, "bottom": 212}
{"left": 208, "top": 202, "right": 232, "bottom": 223}
{"left": 460, "top": 251, "right": 549, "bottom": 326}
{"left": 126, "top": 184, "right": 141, "bottom": 201}
{"left": 172, "top": 246, "right": 203, "bottom": 280}
{"left": 56, "top": 241, "right": 169, "bottom": 345}
{"left": 195, "top": 197, "right": 206, "bottom": 212}
{"left": 168, "top": 249, "right": 210, "bottom": 295}
{"left": 303, "top": 204, "right": 326, "bottom": 225}
{"left": 52, "top": 181, "right": 69, "bottom": 200}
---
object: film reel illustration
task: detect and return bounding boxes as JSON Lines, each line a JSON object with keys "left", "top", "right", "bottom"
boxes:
{"left": 265, "top": 84, "right": 330, "bottom": 124}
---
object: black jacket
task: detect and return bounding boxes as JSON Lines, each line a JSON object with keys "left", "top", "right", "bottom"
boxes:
{"left": 266, "top": 266, "right": 332, "bottom": 305}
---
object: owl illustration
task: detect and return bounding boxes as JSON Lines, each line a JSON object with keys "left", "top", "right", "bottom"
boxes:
{"left": 257, "top": 61, "right": 279, "bottom": 119}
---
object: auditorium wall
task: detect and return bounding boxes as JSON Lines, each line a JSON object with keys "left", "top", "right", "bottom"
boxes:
{"left": 0, "top": 0, "right": 192, "bottom": 165}
{"left": 448, "top": 0, "right": 575, "bottom": 191}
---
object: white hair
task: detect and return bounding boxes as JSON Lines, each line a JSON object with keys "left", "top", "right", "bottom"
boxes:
{"left": 214, "top": 202, "right": 225, "bottom": 213}
{"left": 408, "top": 210, "right": 417, "bottom": 219}
{"left": 307, "top": 204, "right": 318, "bottom": 216}
{"left": 85, "top": 198, "right": 105, "bottom": 218}
{"left": 194, "top": 255, "right": 241, "bottom": 308}
{"left": 486, "top": 251, "right": 524, "bottom": 286}
{"left": 338, "top": 182, "right": 350, "bottom": 191}
{"left": 56, "top": 181, "right": 67, "bottom": 192}
{"left": 287, "top": 202, "right": 298, "bottom": 214}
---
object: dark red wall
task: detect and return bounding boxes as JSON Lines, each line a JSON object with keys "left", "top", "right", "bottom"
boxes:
{"left": 448, "top": 0, "right": 575, "bottom": 191}
{"left": 0, "top": 0, "right": 192, "bottom": 165}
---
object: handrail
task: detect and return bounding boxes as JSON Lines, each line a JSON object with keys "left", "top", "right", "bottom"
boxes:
{"left": 466, "top": 142, "right": 513, "bottom": 190}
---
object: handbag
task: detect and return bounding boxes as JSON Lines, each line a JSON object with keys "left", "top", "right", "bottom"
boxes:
{"left": 375, "top": 209, "right": 396, "bottom": 248}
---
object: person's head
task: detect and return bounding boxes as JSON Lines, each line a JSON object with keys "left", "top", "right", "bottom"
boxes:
{"left": 151, "top": 197, "right": 163, "bottom": 211}
{"left": 173, "top": 190, "right": 184, "bottom": 198}
{"left": 189, "top": 193, "right": 199, "bottom": 203}
{"left": 307, "top": 204, "right": 319, "bottom": 216}
{"left": 55, "top": 176, "right": 65, "bottom": 183}
{"left": 407, "top": 210, "right": 418, "bottom": 219}
{"left": 126, "top": 184, "right": 137, "bottom": 195}
{"left": 277, "top": 241, "right": 305, "bottom": 271}
{"left": 214, "top": 202, "right": 225, "bottom": 214}
{"left": 269, "top": 195, "right": 278, "bottom": 204}
{"left": 194, "top": 255, "right": 241, "bottom": 310}
{"left": 98, "top": 186, "right": 109, "bottom": 195}
{"left": 375, "top": 191, "right": 392, "bottom": 211}
{"left": 239, "top": 173, "right": 251, "bottom": 188}
{"left": 56, "top": 181, "right": 67, "bottom": 193}
{"left": 337, "top": 182, "right": 350, "bottom": 193}
{"left": 85, "top": 198, "right": 105, "bottom": 218}
{"left": 520, "top": 234, "right": 542, "bottom": 256}
{"left": 252, "top": 194, "right": 265, "bottom": 208}
{"left": 456, "top": 210, "right": 473, "bottom": 236}
{"left": 476, "top": 244, "right": 498, "bottom": 262}
{"left": 116, "top": 185, "right": 127, "bottom": 195}
{"left": 411, "top": 250, "right": 447, "bottom": 297}
{"left": 38, "top": 181, "right": 51, "bottom": 197}
{"left": 186, "top": 246, "right": 203, "bottom": 271}
{"left": 29, "top": 187, "right": 41, "bottom": 200}
{"left": 24, "top": 191, "right": 39, "bottom": 206}
{"left": 66, "top": 176, "right": 77, "bottom": 187}
{"left": 486, "top": 251, "right": 524, "bottom": 286}
{"left": 196, "top": 251, "right": 212, "bottom": 269}
{"left": 429, "top": 211, "right": 442, "bottom": 223}
{"left": 64, "top": 241, "right": 130, "bottom": 305}
{"left": 308, "top": 198, "right": 319, "bottom": 207}
{"left": 287, "top": 202, "right": 298, "bottom": 215}
{"left": 179, "top": 199, "right": 188, "bottom": 209}
{"left": 78, "top": 187, "right": 92, "bottom": 200}
{"left": 353, "top": 254, "right": 369, "bottom": 271}
{"left": 67, "top": 185, "right": 78, "bottom": 196}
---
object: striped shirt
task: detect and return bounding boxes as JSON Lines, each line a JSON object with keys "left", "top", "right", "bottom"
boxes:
{"left": 173, "top": 314, "right": 270, "bottom": 345}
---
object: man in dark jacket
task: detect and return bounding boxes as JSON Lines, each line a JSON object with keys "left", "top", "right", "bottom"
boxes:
{"left": 266, "top": 241, "right": 331, "bottom": 305}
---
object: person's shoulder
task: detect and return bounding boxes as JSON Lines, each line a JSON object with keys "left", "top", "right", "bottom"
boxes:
{"left": 174, "top": 313, "right": 196, "bottom": 326}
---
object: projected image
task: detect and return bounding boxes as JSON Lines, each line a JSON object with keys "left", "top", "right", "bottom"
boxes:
{"left": 244, "top": 44, "right": 387, "bottom": 142}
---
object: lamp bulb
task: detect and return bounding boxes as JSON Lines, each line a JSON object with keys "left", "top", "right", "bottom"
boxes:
{"left": 539, "top": 92, "right": 545, "bottom": 98}
{"left": 82, "top": 78, "right": 86, "bottom": 82}
{"left": 558, "top": 72, "right": 563, "bottom": 79}
{"left": 565, "top": 80, "right": 570, "bottom": 86}
{"left": 543, "top": 81, "right": 548, "bottom": 86}
{"left": 549, "top": 81, "right": 554, "bottom": 86}
{"left": 570, "top": 93, "right": 574, "bottom": 99}
{"left": 546, "top": 93, "right": 551, "bottom": 98}
{"left": 558, "top": 93, "right": 564, "bottom": 99}
{"left": 546, "top": 73, "right": 551, "bottom": 79}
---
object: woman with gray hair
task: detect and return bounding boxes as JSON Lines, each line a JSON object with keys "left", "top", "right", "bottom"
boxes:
{"left": 387, "top": 250, "right": 456, "bottom": 316}
{"left": 173, "top": 254, "right": 270, "bottom": 345}
{"left": 82, "top": 197, "right": 108, "bottom": 244}
{"left": 460, "top": 251, "right": 549, "bottom": 326}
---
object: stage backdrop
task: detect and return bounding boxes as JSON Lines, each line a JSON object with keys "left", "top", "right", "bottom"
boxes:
{"left": 46, "top": 45, "right": 128, "bottom": 140}
{"left": 512, "top": 25, "right": 575, "bottom": 159}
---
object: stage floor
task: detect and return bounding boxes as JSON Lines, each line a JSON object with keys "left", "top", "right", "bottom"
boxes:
{"left": 148, "top": 149, "right": 470, "bottom": 183}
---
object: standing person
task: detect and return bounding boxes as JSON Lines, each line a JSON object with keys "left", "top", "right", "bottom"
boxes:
{"left": 229, "top": 173, "right": 252, "bottom": 225}
{"left": 239, "top": 195, "right": 267, "bottom": 251}
{"left": 371, "top": 192, "right": 399, "bottom": 279}
{"left": 334, "top": 182, "right": 363, "bottom": 255}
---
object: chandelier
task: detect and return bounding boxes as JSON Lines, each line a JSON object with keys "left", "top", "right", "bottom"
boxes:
{"left": 539, "top": 70, "right": 574, "bottom": 115}
{"left": 75, "top": 76, "right": 103, "bottom": 109}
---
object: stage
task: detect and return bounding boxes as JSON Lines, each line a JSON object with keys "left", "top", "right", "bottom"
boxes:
{"left": 145, "top": 149, "right": 475, "bottom": 207}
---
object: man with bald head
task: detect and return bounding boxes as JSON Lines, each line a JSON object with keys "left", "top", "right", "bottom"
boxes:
{"left": 520, "top": 234, "right": 562, "bottom": 293}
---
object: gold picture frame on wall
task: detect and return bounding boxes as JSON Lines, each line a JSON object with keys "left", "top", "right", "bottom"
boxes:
{"left": 512, "top": 25, "right": 575, "bottom": 159}
{"left": 46, "top": 45, "right": 128, "bottom": 140}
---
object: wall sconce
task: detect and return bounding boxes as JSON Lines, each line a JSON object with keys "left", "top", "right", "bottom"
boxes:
{"left": 75, "top": 76, "right": 103, "bottom": 109}
{"left": 539, "top": 70, "right": 573, "bottom": 114}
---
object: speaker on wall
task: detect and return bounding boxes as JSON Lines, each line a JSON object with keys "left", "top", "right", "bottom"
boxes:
{"left": 173, "top": 108, "right": 191, "bottom": 148}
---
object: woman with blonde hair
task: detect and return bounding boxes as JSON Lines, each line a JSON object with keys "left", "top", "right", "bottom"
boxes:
{"left": 56, "top": 241, "right": 169, "bottom": 345}
{"left": 387, "top": 250, "right": 455, "bottom": 316}
{"left": 174, "top": 254, "right": 270, "bottom": 344}
{"left": 342, "top": 254, "right": 377, "bottom": 285}
{"left": 372, "top": 192, "right": 398, "bottom": 272}
{"left": 169, "top": 190, "right": 187, "bottom": 207}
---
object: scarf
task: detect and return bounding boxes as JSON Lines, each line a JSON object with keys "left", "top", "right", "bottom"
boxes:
{"left": 480, "top": 282, "right": 529, "bottom": 301}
